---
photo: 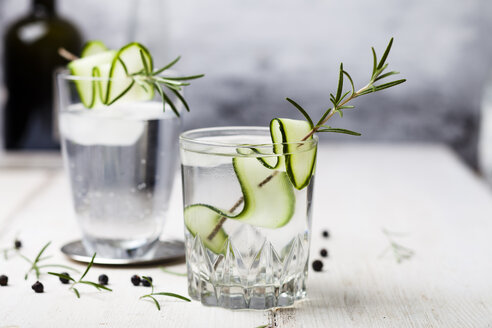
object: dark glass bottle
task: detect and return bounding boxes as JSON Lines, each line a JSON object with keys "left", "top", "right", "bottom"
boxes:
{"left": 3, "top": 0, "right": 82, "bottom": 150}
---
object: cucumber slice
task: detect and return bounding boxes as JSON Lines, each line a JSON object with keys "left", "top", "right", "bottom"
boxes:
{"left": 67, "top": 50, "right": 116, "bottom": 108}
{"left": 105, "top": 42, "right": 154, "bottom": 105}
{"left": 92, "top": 63, "right": 111, "bottom": 108}
{"left": 232, "top": 157, "right": 294, "bottom": 227}
{"left": 236, "top": 146, "right": 280, "bottom": 170}
{"left": 184, "top": 156, "right": 295, "bottom": 253}
{"left": 184, "top": 204, "right": 228, "bottom": 254}
{"left": 81, "top": 40, "right": 108, "bottom": 57}
{"left": 270, "top": 118, "right": 317, "bottom": 190}
{"left": 184, "top": 119, "right": 316, "bottom": 254}
{"left": 239, "top": 126, "right": 285, "bottom": 171}
{"left": 252, "top": 147, "right": 285, "bottom": 171}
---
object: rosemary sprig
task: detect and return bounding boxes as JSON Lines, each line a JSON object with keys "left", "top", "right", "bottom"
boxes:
{"left": 0, "top": 237, "right": 22, "bottom": 260}
{"left": 1, "top": 248, "right": 12, "bottom": 260}
{"left": 21, "top": 241, "right": 78, "bottom": 280}
{"left": 286, "top": 37, "right": 406, "bottom": 141}
{"left": 128, "top": 53, "right": 203, "bottom": 117}
{"left": 379, "top": 228, "right": 415, "bottom": 263}
{"left": 207, "top": 38, "right": 406, "bottom": 241}
{"left": 1, "top": 243, "right": 17, "bottom": 261}
{"left": 139, "top": 277, "right": 191, "bottom": 311}
{"left": 48, "top": 253, "right": 112, "bottom": 298}
{"left": 159, "top": 267, "right": 187, "bottom": 277}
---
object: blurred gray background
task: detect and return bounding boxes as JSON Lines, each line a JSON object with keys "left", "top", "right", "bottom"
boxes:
{"left": 1, "top": 0, "right": 492, "bottom": 167}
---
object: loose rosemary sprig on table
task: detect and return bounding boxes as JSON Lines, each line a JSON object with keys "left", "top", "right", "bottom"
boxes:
{"left": 1, "top": 238, "right": 21, "bottom": 260}
{"left": 379, "top": 228, "right": 415, "bottom": 263}
{"left": 139, "top": 277, "right": 191, "bottom": 311}
{"left": 1, "top": 247, "right": 13, "bottom": 260}
{"left": 48, "top": 253, "right": 112, "bottom": 298}
{"left": 287, "top": 37, "right": 405, "bottom": 140}
{"left": 159, "top": 266, "right": 187, "bottom": 277}
{"left": 21, "top": 241, "right": 78, "bottom": 280}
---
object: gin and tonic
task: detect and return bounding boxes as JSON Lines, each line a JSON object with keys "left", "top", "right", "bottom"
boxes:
{"left": 180, "top": 126, "right": 317, "bottom": 309}
{"left": 57, "top": 73, "right": 181, "bottom": 259}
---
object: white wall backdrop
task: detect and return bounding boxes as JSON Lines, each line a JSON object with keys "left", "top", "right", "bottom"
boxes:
{"left": 1, "top": 0, "right": 492, "bottom": 166}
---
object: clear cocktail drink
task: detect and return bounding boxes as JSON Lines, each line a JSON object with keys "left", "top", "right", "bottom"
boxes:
{"left": 56, "top": 40, "right": 203, "bottom": 260}
{"left": 180, "top": 127, "right": 317, "bottom": 309}
{"left": 57, "top": 70, "right": 182, "bottom": 258}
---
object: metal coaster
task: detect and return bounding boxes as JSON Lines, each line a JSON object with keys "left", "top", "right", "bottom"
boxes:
{"left": 61, "top": 240, "right": 185, "bottom": 266}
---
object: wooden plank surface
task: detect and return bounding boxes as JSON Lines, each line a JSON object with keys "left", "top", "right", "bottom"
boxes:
{"left": 0, "top": 143, "right": 491, "bottom": 327}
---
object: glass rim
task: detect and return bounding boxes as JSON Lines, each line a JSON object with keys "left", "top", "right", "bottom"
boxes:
{"left": 179, "top": 126, "right": 318, "bottom": 150}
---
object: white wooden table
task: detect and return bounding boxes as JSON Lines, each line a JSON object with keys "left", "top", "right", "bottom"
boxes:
{"left": 0, "top": 143, "right": 491, "bottom": 328}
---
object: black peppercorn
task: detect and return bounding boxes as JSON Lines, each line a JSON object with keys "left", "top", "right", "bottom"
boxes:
{"left": 32, "top": 281, "right": 44, "bottom": 293}
{"left": 312, "top": 260, "right": 323, "bottom": 272}
{"left": 131, "top": 275, "right": 141, "bottom": 286}
{"left": 320, "top": 249, "right": 328, "bottom": 258}
{"left": 98, "top": 274, "right": 109, "bottom": 285}
{"left": 14, "top": 239, "right": 22, "bottom": 249}
{"left": 141, "top": 276, "right": 152, "bottom": 287}
{"left": 59, "top": 272, "right": 71, "bottom": 284}
{"left": 0, "top": 275, "right": 8, "bottom": 286}
{"left": 322, "top": 230, "right": 330, "bottom": 238}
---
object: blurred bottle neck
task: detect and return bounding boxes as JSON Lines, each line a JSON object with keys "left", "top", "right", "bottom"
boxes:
{"left": 32, "top": 0, "right": 56, "bottom": 17}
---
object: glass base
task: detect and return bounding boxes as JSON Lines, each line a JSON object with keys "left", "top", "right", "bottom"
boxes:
{"left": 185, "top": 231, "right": 309, "bottom": 310}
{"left": 188, "top": 276, "right": 307, "bottom": 310}
{"left": 82, "top": 236, "right": 159, "bottom": 259}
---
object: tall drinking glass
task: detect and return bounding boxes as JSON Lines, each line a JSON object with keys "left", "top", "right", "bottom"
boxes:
{"left": 180, "top": 127, "right": 317, "bottom": 309}
{"left": 57, "top": 72, "right": 181, "bottom": 259}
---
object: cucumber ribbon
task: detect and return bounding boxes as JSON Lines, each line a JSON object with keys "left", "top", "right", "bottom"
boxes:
{"left": 184, "top": 118, "right": 317, "bottom": 254}
{"left": 68, "top": 42, "right": 154, "bottom": 109}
